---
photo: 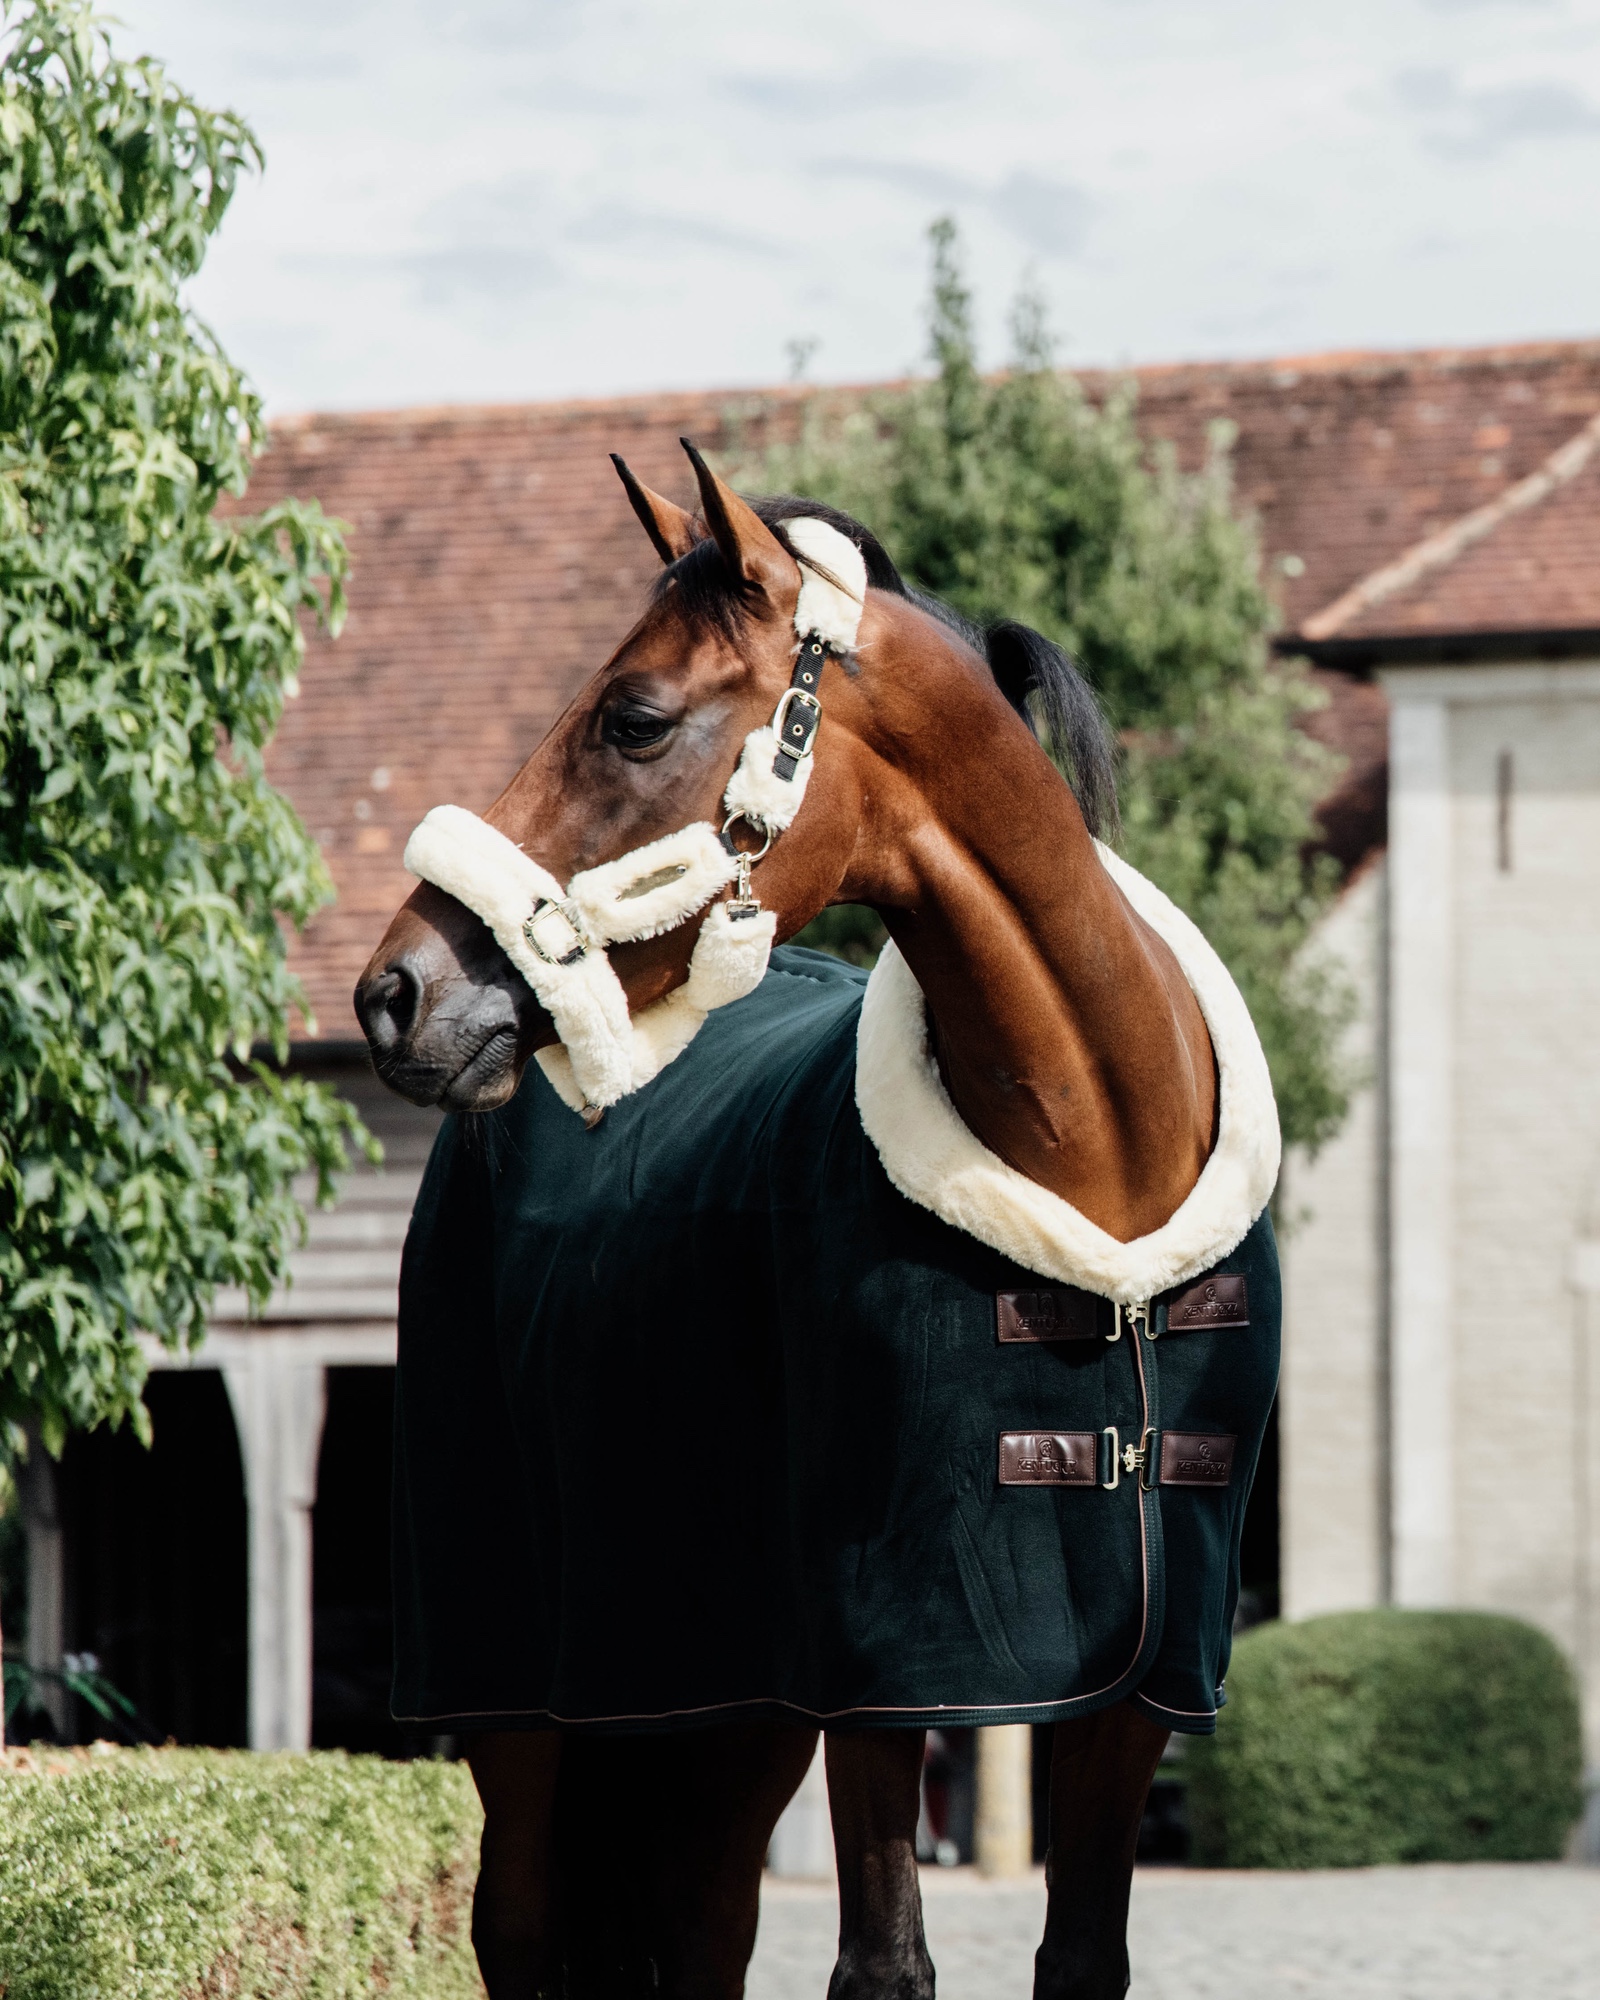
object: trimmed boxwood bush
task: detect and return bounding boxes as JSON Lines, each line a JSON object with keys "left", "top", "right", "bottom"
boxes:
{"left": 1185, "top": 1609, "right": 1583, "bottom": 1868}
{"left": 0, "top": 1745, "right": 484, "bottom": 1998}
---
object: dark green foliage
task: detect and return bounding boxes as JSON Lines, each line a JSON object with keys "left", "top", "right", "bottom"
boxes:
{"left": 759, "top": 220, "right": 1353, "bottom": 1153}
{"left": 0, "top": 1745, "right": 483, "bottom": 1998}
{"left": 4, "top": 1651, "right": 140, "bottom": 1738}
{"left": 0, "top": 2, "right": 369, "bottom": 1446}
{"left": 1185, "top": 1609, "right": 1584, "bottom": 1867}
{"left": 794, "top": 902, "right": 886, "bottom": 966}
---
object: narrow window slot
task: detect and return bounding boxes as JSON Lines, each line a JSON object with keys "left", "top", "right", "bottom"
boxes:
{"left": 1495, "top": 749, "right": 1513, "bottom": 873}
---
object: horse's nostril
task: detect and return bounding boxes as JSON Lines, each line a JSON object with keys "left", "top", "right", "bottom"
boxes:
{"left": 359, "top": 963, "right": 421, "bottom": 1052}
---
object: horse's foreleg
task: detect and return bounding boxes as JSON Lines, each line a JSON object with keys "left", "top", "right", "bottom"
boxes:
{"left": 825, "top": 1728, "right": 934, "bottom": 2000}
{"left": 1033, "top": 1703, "right": 1168, "bottom": 2000}
{"left": 465, "top": 1730, "right": 563, "bottom": 1999}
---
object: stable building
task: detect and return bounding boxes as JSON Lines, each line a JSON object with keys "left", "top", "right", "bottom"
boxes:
{"left": 14, "top": 346, "right": 1600, "bottom": 1848}
{"left": 1278, "top": 411, "right": 1600, "bottom": 1840}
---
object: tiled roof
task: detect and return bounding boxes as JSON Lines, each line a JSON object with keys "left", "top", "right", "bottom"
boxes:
{"left": 240, "top": 341, "right": 1600, "bottom": 1038}
{"left": 1298, "top": 410, "right": 1600, "bottom": 644}
{"left": 1091, "top": 339, "right": 1600, "bottom": 624}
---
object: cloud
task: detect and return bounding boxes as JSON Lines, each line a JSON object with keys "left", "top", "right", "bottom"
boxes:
{"left": 990, "top": 171, "right": 1094, "bottom": 258}
{"left": 816, "top": 156, "right": 981, "bottom": 206}
{"left": 328, "top": 169, "right": 784, "bottom": 340}
{"left": 210, "top": 0, "right": 381, "bottom": 24}
{"left": 1395, "top": 67, "right": 1600, "bottom": 158}
{"left": 568, "top": 206, "right": 785, "bottom": 261}
{"left": 391, "top": 247, "right": 562, "bottom": 307}
{"left": 239, "top": 48, "right": 363, "bottom": 83}
{"left": 436, "top": 0, "right": 593, "bottom": 55}
{"left": 496, "top": 76, "right": 645, "bottom": 113}
{"left": 1403, "top": 228, "right": 1469, "bottom": 260}
{"left": 810, "top": 158, "right": 1095, "bottom": 260}
{"left": 720, "top": 53, "right": 972, "bottom": 117}
{"left": 411, "top": 175, "right": 781, "bottom": 269}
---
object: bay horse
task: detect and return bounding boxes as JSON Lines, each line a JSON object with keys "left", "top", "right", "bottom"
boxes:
{"left": 356, "top": 441, "right": 1278, "bottom": 1998}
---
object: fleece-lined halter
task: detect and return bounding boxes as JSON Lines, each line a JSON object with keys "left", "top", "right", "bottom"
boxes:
{"left": 403, "top": 517, "right": 868, "bottom": 1117}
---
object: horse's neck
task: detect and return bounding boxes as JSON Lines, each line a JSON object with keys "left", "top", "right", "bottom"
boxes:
{"left": 856, "top": 683, "right": 1216, "bottom": 1243}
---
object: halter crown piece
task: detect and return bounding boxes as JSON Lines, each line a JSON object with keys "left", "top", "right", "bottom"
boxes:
{"left": 402, "top": 516, "right": 868, "bottom": 1118}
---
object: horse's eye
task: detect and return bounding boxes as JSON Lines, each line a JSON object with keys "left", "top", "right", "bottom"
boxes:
{"left": 601, "top": 705, "right": 677, "bottom": 755}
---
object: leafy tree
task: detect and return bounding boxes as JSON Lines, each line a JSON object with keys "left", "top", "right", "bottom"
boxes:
{"left": 764, "top": 220, "right": 1352, "bottom": 1153}
{"left": 0, "top": 0, "right": 367, "bottom": 1453}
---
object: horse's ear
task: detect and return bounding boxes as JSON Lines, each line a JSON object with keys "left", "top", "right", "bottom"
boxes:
{"left": 680, "top": 437, "right": 797, "bottom": 600}
{"left": 610, "top": 454, "right": 697, "bottom": 564}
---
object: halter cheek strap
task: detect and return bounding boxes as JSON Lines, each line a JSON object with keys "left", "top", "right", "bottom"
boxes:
{"left": 402, "top": 516, "right": 868, "bottom": 1116}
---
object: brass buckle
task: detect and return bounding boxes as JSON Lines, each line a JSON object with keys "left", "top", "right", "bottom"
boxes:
{"left": 1122, "top": 1428, "right": 1158, "bottom": 1491}
{"left": 523, "top": 897, "right": 589, "bottom": 966}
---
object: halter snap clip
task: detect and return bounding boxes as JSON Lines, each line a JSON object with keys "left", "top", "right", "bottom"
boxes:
{"left": 720, "top": 812, "right": 774, "bottom": 920}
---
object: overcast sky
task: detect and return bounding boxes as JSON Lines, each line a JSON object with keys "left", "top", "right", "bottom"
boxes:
{"left": 108, "top": 0, "right": 1600, "bottom": 414}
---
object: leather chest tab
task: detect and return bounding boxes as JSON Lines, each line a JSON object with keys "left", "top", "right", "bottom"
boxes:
{"left": 997, "top": 1431, "right": 1098, "bottom": 1486}
{"left": 996, "top": 1288, "right": 1105, "bottom": 1343}
{"left": 1164, "top": 1274, "right": 1249, "bottom": 1331}
{"left": 1158, "top": 1432, "right": 1236, "bottom": 1487}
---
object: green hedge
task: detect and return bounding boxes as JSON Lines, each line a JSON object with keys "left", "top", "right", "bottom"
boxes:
{"left": 1185, "top": 1609, "right": 1584, "bottom": 1867}
{"left": 0, "top": 1746, "right": 484, "bottom": 1999}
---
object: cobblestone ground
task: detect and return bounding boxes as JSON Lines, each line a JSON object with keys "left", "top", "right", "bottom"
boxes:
{"left": 748, "top": 1863, "right": 1600, "bottom": 2000}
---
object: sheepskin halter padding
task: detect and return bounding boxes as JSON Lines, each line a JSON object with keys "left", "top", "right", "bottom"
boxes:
{"left": 855, "top": 843, "right": 1282, "bottom": 1305}
{"left": 402, "top": 516, "right": 868, "bottom": 1115}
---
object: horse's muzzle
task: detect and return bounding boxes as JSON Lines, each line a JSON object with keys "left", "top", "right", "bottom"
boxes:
{"left": 355, "top": 888, "right": 538, "bottom": 1111}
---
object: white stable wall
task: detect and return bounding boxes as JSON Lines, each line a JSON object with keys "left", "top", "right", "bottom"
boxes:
{"left": 1284, "top": 660, "right": 1600, "bottom": 1806}
{"left": 1421, "top": 667, "right": 1600, "bottom": 1769}
{"left": 1280, "top": 860, "right": 1389, "bottom": 1621}
{"left": 1377, "top": 662, "right": 1600, "bottom": 1794}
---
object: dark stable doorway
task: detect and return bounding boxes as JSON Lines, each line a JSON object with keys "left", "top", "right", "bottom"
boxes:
{"left": 55, "top": 1369, "right": 248, "bottom": 1746}
{"left": 312, "top": 1366, "right": 398, "bottom": 1752}
{"left": 313, "top": 1365, "right": 442, "bottom": 1757}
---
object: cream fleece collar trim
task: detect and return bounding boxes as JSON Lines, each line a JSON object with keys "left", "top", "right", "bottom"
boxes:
{"left": 854, "top": 844, "right": 1281, "bottom": 1303}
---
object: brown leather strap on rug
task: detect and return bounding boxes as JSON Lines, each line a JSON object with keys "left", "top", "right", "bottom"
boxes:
{"left": 1155, "top": 1431, "right": 1236, "bottom": 1487}
{"left": 997, "top": 1428, "right": 1238, "bottom": 1491}
{"left": 997, "top": 1431, "right": 1099, "bottom": 1486}
{"left": 995, "top": 1288, "right": 1117, "bottom": 1343}
{"left": 1161, "top": 1274, "right": 1249, "bottom": 1331}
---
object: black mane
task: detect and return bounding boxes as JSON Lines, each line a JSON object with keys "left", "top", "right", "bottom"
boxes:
{"left": 652, "top": 493, "right": 1119, "bottom": 840}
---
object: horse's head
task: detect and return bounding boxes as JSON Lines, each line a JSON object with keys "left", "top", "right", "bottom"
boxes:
{"left": 356, "top": 444, "right": 881, "bottom": 1110}
{"left": 356, "top": 439, "right": 1113, "bottom": 1113}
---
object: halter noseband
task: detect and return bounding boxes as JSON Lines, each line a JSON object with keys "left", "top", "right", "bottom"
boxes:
{"left": 402, "top": 517, "right": 868, "bottom": 1118}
